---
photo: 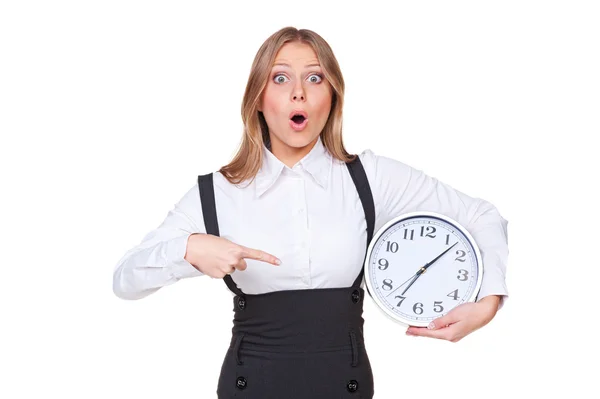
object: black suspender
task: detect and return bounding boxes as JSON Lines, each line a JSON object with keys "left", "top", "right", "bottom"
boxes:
{"left": 345, "top": 156, "right": 376, "bottom": 287}
{"left": 197, "top": 155, "right": 375, "bottom": 294}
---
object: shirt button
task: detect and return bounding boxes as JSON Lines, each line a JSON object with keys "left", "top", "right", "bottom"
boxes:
{"left": 351, "top": 290, "right": 361, "bottom": 303}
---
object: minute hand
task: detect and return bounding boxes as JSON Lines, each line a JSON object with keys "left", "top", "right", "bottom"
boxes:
{"left": 421, "top": 242, "right": 458, "bottom": 272}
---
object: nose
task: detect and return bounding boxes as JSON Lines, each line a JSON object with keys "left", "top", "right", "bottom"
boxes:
{"left": 291, "top": 81, "right": 305, "bottom": 102}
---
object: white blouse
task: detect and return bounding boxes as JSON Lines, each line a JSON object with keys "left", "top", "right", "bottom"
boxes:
{"left": 112, "top": 136, "right": 509, "bottom": 308}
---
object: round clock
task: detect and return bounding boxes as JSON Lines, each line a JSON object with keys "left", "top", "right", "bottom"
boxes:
{"left": 364, "top": 211, "right": 483, "bottom": 327}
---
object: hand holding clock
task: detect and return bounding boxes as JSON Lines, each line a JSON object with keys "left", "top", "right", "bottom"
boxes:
{"left": 405, "top": 295, "right": 501, "bottom": 342}
{"left": 365, "top": 211, "right": 500, "bottom": 343}
{"left": 399, "top": 243, "right": 499, "bottom": 343}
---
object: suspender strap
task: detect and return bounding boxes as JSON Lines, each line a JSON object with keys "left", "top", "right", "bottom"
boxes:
{"left": 345, "top": 156, "right": 376, "bottom": 288}
{"left": 197, "top": 173, "right": 244, "bottom": 296}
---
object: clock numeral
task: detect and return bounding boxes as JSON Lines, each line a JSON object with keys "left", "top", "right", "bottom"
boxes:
{"left": 446, "top": 234, "right": 450, "bottom": 245}
{"left": 457, "top": 269, "right": 469, "bottom": 281}
{"left": 433, "top": 301, "right": 444, "bottom": 313}
{"left": 386, "top": 241, "right": 399, "bottom": 253}
{"left": 413, "top": 302, "right": 424, "bottom": 315}
{"left": 382, "top": 279, "right": 393, "bottom": 291}
{"left": 447, "top": 289, "right": 459, "bottom": 300}
{"left": 403, "top": 229, "right": 415, "bottom": 240}
{"left": 420, "top": 226, "right": 436, "bottom": 238}
{"left": 455, "top": 250, "right": 466, "bottom": 262}
{"left": 378, "top": 258, "right": 389, "bottom": 271}
{"left": 395, "top": 295, "right": 406, "bottom": 307}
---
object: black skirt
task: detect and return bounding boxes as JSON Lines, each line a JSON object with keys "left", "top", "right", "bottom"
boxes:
{"left": 216, "top": 287, "right": 375, "bottom": 398}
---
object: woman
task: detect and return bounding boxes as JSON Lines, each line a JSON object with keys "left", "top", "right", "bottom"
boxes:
{"left": 113, "top": 27, "right": 509, "bottom": 398}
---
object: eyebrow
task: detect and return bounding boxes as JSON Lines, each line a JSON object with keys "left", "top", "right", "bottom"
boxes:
{"left": 272, "top": 62, "right": 321, "bottom": 68}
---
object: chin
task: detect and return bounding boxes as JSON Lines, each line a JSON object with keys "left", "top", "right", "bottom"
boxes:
{"left": 269, "top": 132, "right": 311, "bottom": 150}
{"left": 286, "top": 129, "right": 320, "bottom": 146}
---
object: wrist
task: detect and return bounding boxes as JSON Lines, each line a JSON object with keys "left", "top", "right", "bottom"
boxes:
{"left": 185, "top": 233, "right": 204, "bottom": 270}
{"left": 476, "top": 295, "right": 500, "bottom": 320}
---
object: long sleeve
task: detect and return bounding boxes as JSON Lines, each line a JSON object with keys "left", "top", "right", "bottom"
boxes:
{"left": 112, "top": 183, "right": 205, "bottom": 300}
{"left": 360, "top": 150, "right": 509, "bottom": 309}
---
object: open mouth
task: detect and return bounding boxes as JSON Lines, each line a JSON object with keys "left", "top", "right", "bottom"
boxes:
{"left": 291, "top": 114, "right": 306, "bottom": 124}
{"left": 289, "top": 111, "right": 309, "bottom": 131}
{"left": 290, "top": 109, "right": 308, "bottom": 132}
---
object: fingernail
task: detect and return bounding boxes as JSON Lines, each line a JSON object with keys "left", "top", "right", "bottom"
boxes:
{"left": 427, "top": 322, "right": 435, "bottom": 330}
{"left": 276, "top": 259, "right": 281, "bottom": 265}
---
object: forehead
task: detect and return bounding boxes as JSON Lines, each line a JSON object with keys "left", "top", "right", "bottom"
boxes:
{"left": 273, "top": 41, "right": 319, "bottom": 65}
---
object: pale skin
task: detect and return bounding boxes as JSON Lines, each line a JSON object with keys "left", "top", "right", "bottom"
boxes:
{"left": 186, "top": 41, "right": 501, "bottom": 342}
{"left": 257, "top": 41, "right": 332, "bottom": 167}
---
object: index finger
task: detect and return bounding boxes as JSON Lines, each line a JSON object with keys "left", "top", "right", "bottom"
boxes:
{"left": 239, "top": 245, "right": 281, "bottom": 266}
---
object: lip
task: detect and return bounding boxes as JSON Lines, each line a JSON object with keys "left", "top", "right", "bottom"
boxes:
{"left": 289, "top": 117, "right": 308, "bottom": 131}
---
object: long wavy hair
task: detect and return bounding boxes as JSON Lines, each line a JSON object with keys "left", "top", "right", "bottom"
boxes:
{"left": 219, "top": 27, "right": 355, "bottom": 185}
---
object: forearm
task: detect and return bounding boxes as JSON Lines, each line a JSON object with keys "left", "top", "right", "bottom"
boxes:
{"left": 113, "top": 233, "right": 203, "bottom": 300}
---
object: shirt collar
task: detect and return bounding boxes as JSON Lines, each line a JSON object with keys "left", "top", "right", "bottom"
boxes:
{"left": 255, "top": 136, "right": 332, "bottom": 198}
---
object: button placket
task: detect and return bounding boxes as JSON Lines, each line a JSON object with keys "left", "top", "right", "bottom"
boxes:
{"left": 297, "top": 178, "right": 310, "bottom": 283}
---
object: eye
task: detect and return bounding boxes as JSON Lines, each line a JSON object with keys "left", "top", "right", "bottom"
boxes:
{"left": 307, "top": 74, "right": 323, "bottom": 84}
{"left": 273, "top": 74, "right": 289, "bottom": 84}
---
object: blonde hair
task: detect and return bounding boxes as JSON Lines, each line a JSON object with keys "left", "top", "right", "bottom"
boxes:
{"left": 219, "top": 26, "right": 356, "bottom": 185}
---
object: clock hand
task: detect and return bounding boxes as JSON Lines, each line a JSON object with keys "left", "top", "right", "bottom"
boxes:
{"left": 400, "top": 274, "right": 419, "bottom": 296}
{"left": 385, "top": 272, "right": 419, "bottom": 298}
{"left": 397, "top": 242, "right": 459, "bottom": 297}
{"left": 421, "top": 242, "right": 458, "bottom": 272}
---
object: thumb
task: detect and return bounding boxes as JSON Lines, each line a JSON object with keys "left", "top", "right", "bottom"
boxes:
{"left": 427, "top": 311, "right": 460, "bottom": 330}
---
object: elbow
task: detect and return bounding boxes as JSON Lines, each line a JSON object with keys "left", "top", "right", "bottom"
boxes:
{"left": 112, "top": 270, "right": 137, "bottom": 300}
{"left": 112, "top": 284, "right": 138, "bottom": 301}
{"left": 467, "top": 200, "right": 509, "bottom": 243}
{"left": 471, "top": 199, "right": 508, "bottom": 226}
{"left": 112, "top": 267, "right": 155, "bottom": 300}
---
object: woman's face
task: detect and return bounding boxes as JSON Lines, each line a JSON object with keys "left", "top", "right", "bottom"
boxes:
{"left": 259, "top": 41, "right": 332, "bottom": 156}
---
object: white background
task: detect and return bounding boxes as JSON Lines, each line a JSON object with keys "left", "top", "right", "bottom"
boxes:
{"left": 1, "top": 1, "right": 599, "bottom": 398}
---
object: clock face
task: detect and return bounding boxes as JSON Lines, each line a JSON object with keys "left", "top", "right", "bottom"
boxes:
{"left": 364, "top": 212, "right": 483, "bottom": 327}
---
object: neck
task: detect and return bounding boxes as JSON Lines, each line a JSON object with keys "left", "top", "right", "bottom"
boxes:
{"left": 269, "top": 135, "right": 319, "bottom": 168}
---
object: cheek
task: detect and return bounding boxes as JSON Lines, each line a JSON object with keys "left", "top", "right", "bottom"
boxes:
{"left": 262, "top": 87, "right": 284, "bottom": 116}
{"left": 312, "top": 89, "right": 333, "bottom": 118}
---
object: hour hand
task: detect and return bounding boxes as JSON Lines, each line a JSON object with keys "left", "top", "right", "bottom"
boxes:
{"left": 399, "top": 265, "right": 428, "bottom": 296}
{"left": 400, "top": 275, "right": 418, "bottom": 296}
{"left": 385, "top": 272, "right": 418, "bottom": 297}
